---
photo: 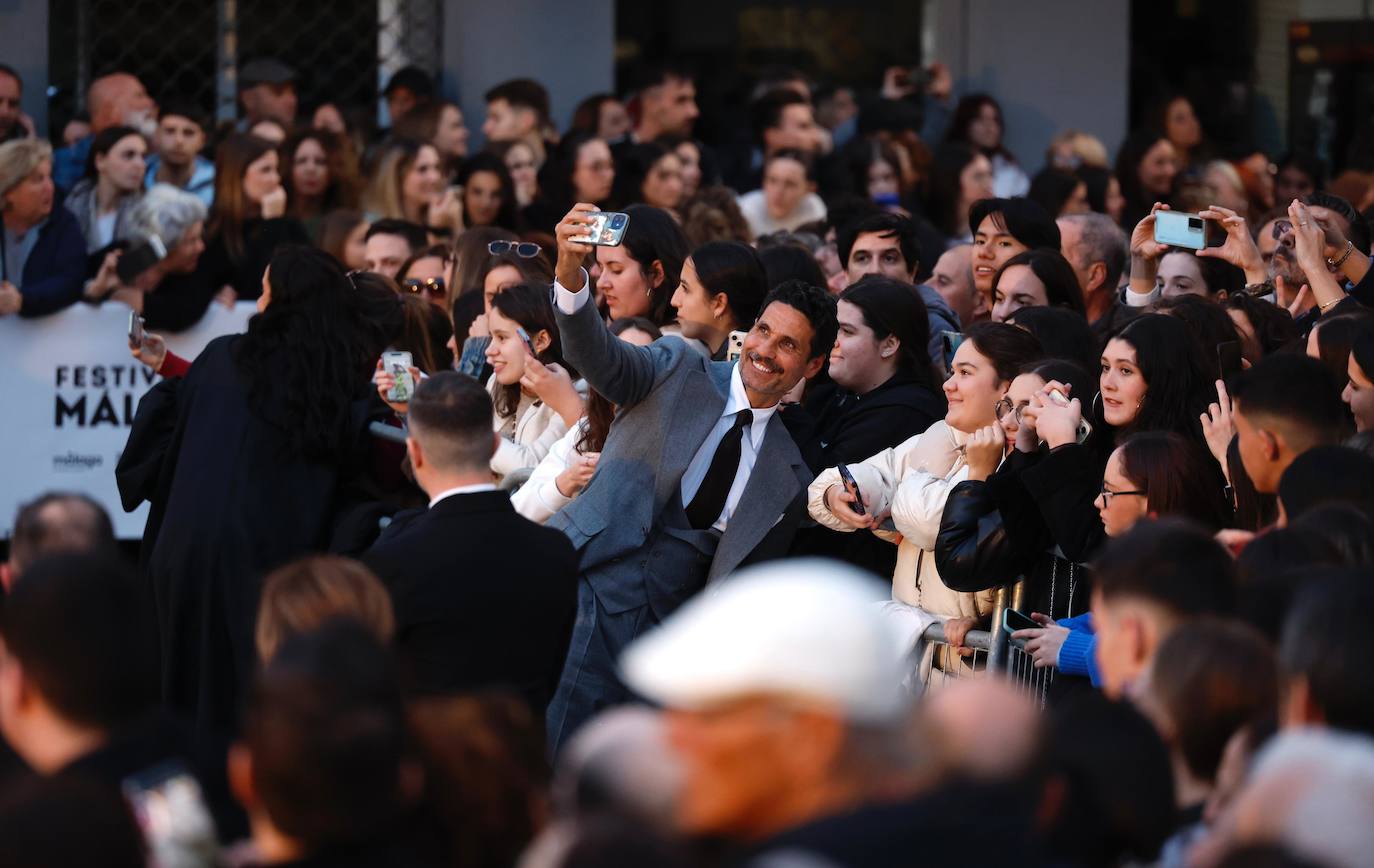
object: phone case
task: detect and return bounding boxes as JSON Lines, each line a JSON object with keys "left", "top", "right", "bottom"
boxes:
{"left": 382, "top": 352, "right": 414, "bottom": 403}
{"left": 575, "top": 212, "right": 629, "bottom": 246}
{"left": 1154, "top": 211, "right": 1209, "bottom": 250}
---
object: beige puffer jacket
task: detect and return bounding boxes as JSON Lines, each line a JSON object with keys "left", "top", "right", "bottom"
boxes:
{"left": 808, "top": 420, "right": 999, "bottom": 620}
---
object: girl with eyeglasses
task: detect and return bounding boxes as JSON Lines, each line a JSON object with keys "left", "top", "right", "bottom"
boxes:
{"left": 1095, "top": 431, "right": 1227, "bottom": 538}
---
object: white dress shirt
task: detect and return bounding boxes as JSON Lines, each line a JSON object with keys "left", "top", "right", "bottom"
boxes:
{"left": 555, "top": 271, "right": 779, "bottom": 531}
{"left": 428, "top": 483, "right": 498, "bottom": 509}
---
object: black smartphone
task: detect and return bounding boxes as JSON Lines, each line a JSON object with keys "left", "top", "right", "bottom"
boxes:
{"left": 1003, "top": 609, "right": 1039, "bottom": 633}
{"left": 836, "top": 463, "right": 865, "bottom": 515}
{"left": 940, "top": 330, "right": 964, "bottom": 371}
{"left": 127, "top": 311, "right": 145, "bottom": 350}
{"left": 1217, "top": 340, "right": 1243, "bottom": 381}
{"left": 116, "top": 235, "right": 168, "bottom": 283}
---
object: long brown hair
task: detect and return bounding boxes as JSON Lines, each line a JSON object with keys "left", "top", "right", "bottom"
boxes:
{"left": 363, "top": 137, "right": 432, "bottom": 223}
{"left": 209, "top": 133, "right": 277, "bottom": 261}
{"left": 577, "top": 317, "right": 661, "bottom": 454}
{"left": 281, "top": 129, "right": 362, "bottom": 217}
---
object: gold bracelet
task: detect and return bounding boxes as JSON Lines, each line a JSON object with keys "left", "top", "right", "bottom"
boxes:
{"left": 1319, "top": 297, "right": 1343, "bottom": 313}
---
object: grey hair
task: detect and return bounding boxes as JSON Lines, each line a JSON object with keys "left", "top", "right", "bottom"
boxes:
{"left": 0, "top": 138, "right": 54, "bottom": 201}
{"left": 1059, "top": 212, "right": 1128, "bottom": 289}
{"left": 126, "top": 183, "right": 207, "bottom": 245}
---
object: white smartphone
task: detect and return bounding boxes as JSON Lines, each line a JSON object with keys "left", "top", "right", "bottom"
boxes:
{"left": 382, "top": 350, "right": 415, "bottom": 403}
{"left": 725, "top": 329, "right": 747, "bottom": 362}
{"left": 573, "top": 211, "right": 630, "bottom": 246}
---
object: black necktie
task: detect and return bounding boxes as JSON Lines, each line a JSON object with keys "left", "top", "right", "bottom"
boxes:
{"left": 685, "top": 409, "right": 753, "bottom": 529}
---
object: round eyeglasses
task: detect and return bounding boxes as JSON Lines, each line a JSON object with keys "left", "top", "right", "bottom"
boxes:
{"left": 488, "top": 240, "right": 543, "bottom": 258}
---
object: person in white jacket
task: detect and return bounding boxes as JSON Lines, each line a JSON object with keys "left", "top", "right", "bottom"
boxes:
{"left": 512, "top": 320, "right": 661, "bottom": 522}
{"left": 484, "top": 283, "right": 585, "bottom": 483}
{"left": 808, "top": 322, "right": 1044, "bottom": 679}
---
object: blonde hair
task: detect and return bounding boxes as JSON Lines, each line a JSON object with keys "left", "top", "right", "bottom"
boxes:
{"left": 0, "top": 138, "right": 54, "bottom": 202}
{"left": 362, "top": 138, "right": 431, "bottom": 221}
{"left": 255, "top": 555, "right": 395, "bottom": 662}
{"left": 1046, "top": 130, "right": 1109, "bottom": 170}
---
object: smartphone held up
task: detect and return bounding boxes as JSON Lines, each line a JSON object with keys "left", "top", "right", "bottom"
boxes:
{"left": 1153, "top": 211, "right": 1224, "bottom": 251}
{"left": 381, "top": 350, "right": 415, "bottom": 404}
{"left": 573, "top": 211, "right": 630, "bottom": 247}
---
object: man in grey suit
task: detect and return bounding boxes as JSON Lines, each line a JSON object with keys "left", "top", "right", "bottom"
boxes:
{"left": 545, "top": 203, "right": 838, "bottom": 749}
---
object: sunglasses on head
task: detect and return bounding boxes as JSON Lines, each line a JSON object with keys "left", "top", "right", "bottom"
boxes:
{"left": 403, "top": 277, "right": 446, "bottom": 298}
{"left": 488, "top": 240, "right": 542, "bottom": 258}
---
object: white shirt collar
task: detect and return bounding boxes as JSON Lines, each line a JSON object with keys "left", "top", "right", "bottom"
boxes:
{"left": 429, "top": 483, "right": 498, "bottom": 508}
{"left": 725, "top": 364, "right": 778, "bottom": 449}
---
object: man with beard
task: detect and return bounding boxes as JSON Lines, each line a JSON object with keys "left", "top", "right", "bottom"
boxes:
{"left": 545, "top": 203, "right": 837, "bottom": 751}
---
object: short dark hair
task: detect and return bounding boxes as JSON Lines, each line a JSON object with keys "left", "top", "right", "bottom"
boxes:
{"left": 688, "top": 241, "right": 768, "bottom": 328}
{"left": 364, "top": 218, "right": 427, "bottom": 251}
{"left": 758, "top": 279, "right": 838, "bottom": 360}
{"left": 243, "top": 620, "right": 408, "bottom": 848}
{"left": 156, "top": 97, "right": 210, "bottom": 131}
{"left": 1281, "top": 576, "right": 1374, "bottom": 736}
{"left": 1149, "top": 618, "right": 1278, "bottom": 783}
{"left": 1091, "top": 519, "right": 1236, "bottom": 616}
{"left": 1304, "top": 191, "right": 1370, "bottom": 255}
{"left": 1277, "top": 445, "right": 1374, "bottom": 521}
{"left": 962, "top": 321, "right": 1045, "bottom": 382}
{"left": 0, "top": 64, "right": 21, "bottom": 88}
{"left": 629, "top": 61, "right": 694, "bottom": 93}
{"left": 991, "top": 248, "right": 1085, "bottom": 314}
{"left": 750, "top": 89, "right": 810, "bottom": 146}
{"left": 483, "top": 78, "right": 551, "bottom": 126}
{"left": 836, "top": 212, "right": 920, "bottom": 276}
{"left": 384, "top": 65, "right": 434, "bottom": 101}
{"left": 0, "top": 776, "right": 145, "bottom": 868}
{"left": 758, "top": 244, "right": 825, "bottom": 292}
{"left": 1027, "top": 167, "right": 1085, "bottom": 218}
{"left": 1230, "top": 353, "right": 1350, "bottom": 451}
{"left": 9, "top": 492, "right": 116, "bottom": 576}
{"left": 762, "top": 148, "right": 815, "bottom": 183}
{"left": 0, "top": 554, "right": 149, "bottom": 730}
{"left": 968, "top": 197, "right": 1061, "bottom": 251}
{"left": 407, "top": 372, "right": 497, "bottom": 471}
{"left": 841, "top": 275, "right": 939, "bottom": 390}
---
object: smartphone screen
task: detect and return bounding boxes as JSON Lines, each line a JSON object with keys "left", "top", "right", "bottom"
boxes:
{"left": 1003, "top": 609, "right": 1039, "bottom": 632}
{"left": 1217, "top": 340, "right": 1243, "bottom": 380}
{"left": 837, "top": 463, "right": 865, "bottom": 515}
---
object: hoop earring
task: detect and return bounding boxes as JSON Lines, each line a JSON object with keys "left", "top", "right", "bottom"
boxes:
{"left": 1092, "top": 391, "right": 1103, "bottom": 418}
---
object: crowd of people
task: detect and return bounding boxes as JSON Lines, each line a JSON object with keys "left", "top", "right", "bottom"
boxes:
{"left": 3, "top": 49, "right": 1374, "bottom": 867}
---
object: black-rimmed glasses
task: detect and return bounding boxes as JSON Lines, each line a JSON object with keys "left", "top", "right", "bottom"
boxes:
{"left": 488, "top": 240, "right": 542, "bottom": 258}
{"left": 1098, "top": 483, "right": 1147, "bottom": 505}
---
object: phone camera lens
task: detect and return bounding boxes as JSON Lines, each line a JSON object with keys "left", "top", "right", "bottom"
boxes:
{"left": 1188, "top": 217, "right": 1203, "bottom": 229}
{"left": 611, "top": 215, "right": 626, "bottom": 228}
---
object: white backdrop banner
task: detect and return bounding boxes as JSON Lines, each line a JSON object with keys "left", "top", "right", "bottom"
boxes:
{"left": 0, "top": 303, "right": 256, "bottom": 539}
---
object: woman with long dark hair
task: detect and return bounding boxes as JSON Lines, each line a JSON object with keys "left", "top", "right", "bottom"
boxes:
{"left": 511, "top": 318, "right": 662, "bottom": 523}
{"left": 281, "top": 129, "right": 361, "bottom": 236}
{"left": 1114, "top": 130, "right": 1178, "bottom": 229}
{"left": 945, "top": 94, "right": 1029, "bottom": 198}
{"left": 925, "top": 144, "right": 995, "bottom": 243}
{"left": 62, "top": 124, "right": 146, "bottom": 255}
{"left": 669, "top": 240, "right": 768, "bottom": 359}
{"left": 1013, "top": 313, "right": 1220, "bottom": 562}
{"left": 202, "top": 133, "right": 310, "bottom": 301}
{"left": 117, "top": 245, "right": 381, "bottom": 733}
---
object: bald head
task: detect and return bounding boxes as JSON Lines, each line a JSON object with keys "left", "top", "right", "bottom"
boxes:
{"left": 8, "top": 493, "right": 116, "bottom": 582}
{"left": 87, "top": 73, "right": 154, "bottom": 134}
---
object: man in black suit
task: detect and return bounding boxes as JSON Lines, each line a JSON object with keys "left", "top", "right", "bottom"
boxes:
{"left": 364, "top": 373, "right": 578, "bottom": 716}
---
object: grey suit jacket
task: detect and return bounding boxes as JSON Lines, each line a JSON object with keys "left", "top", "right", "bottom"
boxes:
{"left": 547, "top": 286, "right": 813, "bottom": 615}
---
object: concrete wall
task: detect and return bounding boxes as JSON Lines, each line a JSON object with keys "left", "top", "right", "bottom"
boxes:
{"left": 928, "top": 0, "right": 1130, "bottom": 176}
{"left": 0, "top": 0, "right": 50, "bottom": 135}
{"left": 440, "top": 0, "right": 615, "bottom": 147}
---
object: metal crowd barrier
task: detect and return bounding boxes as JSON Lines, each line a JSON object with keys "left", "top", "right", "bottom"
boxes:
{"left": 918, "top": 580, "right": 1056, "bottom": 706}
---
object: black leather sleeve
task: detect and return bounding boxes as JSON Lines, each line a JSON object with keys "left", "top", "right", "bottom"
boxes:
{"left": 936, "top": 478, "right": 1038, "bottom": 593}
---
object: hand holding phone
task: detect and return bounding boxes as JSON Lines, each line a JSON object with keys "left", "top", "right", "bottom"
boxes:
{"left": 836, "top": 463, "right": 865, "bottom": 516}
{"left": 127, "top": 311, "right": 146, "bottom": 350}
{"left": 1003, "top": 609, "right": 1040, "bottom": 633}
{"left": 381, "top": 351, "right": 415, "bottom": 404}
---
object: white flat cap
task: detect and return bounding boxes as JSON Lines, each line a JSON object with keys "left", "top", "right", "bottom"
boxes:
{"left": 619, "top": 559, "right": 907, "bottom": 722}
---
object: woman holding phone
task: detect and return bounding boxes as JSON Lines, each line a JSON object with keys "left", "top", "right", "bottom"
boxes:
{"left": 807, "top": 322, "right": 1043, "bottom": 675}
{"left": 117, "top": 246, "right": 382, "bottom": 734}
